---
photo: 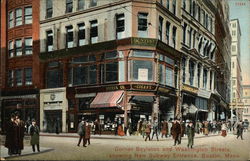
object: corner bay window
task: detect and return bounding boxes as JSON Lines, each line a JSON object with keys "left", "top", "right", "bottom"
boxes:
{"left": 129, "top": 51, "right": 154, "bottom": 82}
{"left": 8, "top": 11, "right": 13, "bottom": 28}
{"left": 138, "top": 13, "right": 148, "bottom": 37}
{"left": 158, "top": 54, "right": 175, "bottom": 87}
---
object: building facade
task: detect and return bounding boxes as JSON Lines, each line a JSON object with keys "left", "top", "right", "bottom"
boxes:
{"left": 242, "top": 85, "right": 250, "bottom": 121}
{"left": 0, "top": 0, "right": 41, "bottom": 133}
{"left": 230, "top": 19, "right": 243, "bottom": 122}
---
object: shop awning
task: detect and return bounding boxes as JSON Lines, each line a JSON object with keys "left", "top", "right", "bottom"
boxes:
{"left": 90, "top": 91, "right": 124, "bottom": 108}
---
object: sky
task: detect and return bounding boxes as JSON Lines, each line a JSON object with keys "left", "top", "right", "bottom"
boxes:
{"left": 228, "top": 0, "right": 250, "bottom": 85}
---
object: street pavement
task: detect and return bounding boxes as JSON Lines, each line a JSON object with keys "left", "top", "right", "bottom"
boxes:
{"left": 1, "top": 131, "right": 249, "bottom": 161}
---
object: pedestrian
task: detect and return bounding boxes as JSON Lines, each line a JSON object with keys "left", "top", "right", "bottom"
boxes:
{"left": 144, "top": 121, "right": 151, "bottom": 141}
{"left": 85, "top": 122, "right": 91, "bottom": 145}
{"left": 137, "top": 119, "right": 142, "bottom": 136}
{"left": 179, "top": 120, "right": 185, "bottom": 144}
{"left": 195, "top": 121, "right": 200, "bottom": 134}
{"left": 94, "top": 119, "right": 101, "bottom": 135}
{"left": 171, "top": 118, "right": 181, "bottom": 146}
{"left": 29, "top": 119, "right": 40, "bottom": 152}
{"left": 236, "top": 121, "right": 244, "bottom": 140}
{"left": 55, "top": 118, "right": 60, "bottom": 134}
{"left": 77, "top": 118, "right": 86, "bottom": 147}
{"left": 204, "top": 121, "right": 209, "bottom": 136}
{"left": 118, "top": 124, "right": 125, "bottom": 136}
{"left": 161, "top": 120, "right": 168, "bottom": 138}
{"left": 14, "top": 113, "right": 25, "bottom": 155}
{"left": 212, "top": 120, "right": 217, "bottom": 134}
{"left": 221, "top": 121, "right": 227, "bottom": 137}
{"left": 5, "top": 114, "right": 16, "bottom": 155}
{"left": 151, "top": 118, "right": 159, "bottom": 141}
{"left": 168, "top": 119, "right": 173, "bottom": 137}
{"left": 186, "top": 121, "right": 195, "bottom": 148}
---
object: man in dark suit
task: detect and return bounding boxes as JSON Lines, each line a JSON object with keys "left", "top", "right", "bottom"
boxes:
{"left": 171, "top": 118, "right": 181, "bottom": 146}
{"left": 77, "top": 118, "right": 86, "bottom": 147}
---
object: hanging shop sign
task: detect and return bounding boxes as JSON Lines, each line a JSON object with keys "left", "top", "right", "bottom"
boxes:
{"left": 131, "top": 84, "right": 157, "bottom": 91}
{"left": 197, "top": 89, "right": 211, "bottom": 99}
{"left": 182, "top": 85, "right": 198, "bottom": 94}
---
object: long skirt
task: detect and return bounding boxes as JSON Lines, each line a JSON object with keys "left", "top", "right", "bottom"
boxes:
{"left": 221, "top": 130, "right": 227, "bottom": 137}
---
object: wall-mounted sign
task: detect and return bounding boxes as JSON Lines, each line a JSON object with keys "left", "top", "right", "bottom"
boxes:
{"left": 182, "top": 85, "right": 198, "bottom": 94}
{"left": 198, "top": 89, "right": 211, "bottom": 99}
{"left": 158, "top": 87, "right": 171, "bottom": 94}
{"left": 131, "top": 37, "right": 157, "bottom": 47}
{"left": 131, "top": 84, "right": 157, "bottom": 91}
{"left": 105, "top": 85, "right": 130, "bottom": 91}
{"left": 138, "top": 68, "right": 148, "bottom": 81}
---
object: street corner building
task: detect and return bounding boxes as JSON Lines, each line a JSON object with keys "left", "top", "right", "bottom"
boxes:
{"left": 0, "top": 0, "right": 232, "bottom": 134}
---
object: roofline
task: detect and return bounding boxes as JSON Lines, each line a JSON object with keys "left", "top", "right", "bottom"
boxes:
{"left": 230, "top": 19, "right": 242, "bottom": 36}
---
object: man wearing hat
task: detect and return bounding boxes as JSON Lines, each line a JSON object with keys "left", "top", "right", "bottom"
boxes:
{"left": 186, "top": 120, "right": 195, "bottom": 148}
{"left": 171, "top": 118, "right": 181, "bottom": 146}
{"left": 77, "top": 117, "right": 86, "bottom": 147}
{"left": 29, "top": 119, "right": 40, "bottom": 152}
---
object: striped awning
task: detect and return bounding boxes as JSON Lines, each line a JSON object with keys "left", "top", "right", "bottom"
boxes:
{"left": 90, "top": 91, "right": 124, "bottom": 108}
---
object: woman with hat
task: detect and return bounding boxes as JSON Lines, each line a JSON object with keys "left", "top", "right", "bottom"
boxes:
{"left": 29, "top": 119, "right": 40, "bottom": 152}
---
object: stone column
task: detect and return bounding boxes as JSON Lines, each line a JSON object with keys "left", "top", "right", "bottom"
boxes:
{"left": 185, "top": 57, "right": 190, "bottom": 84}
{"left": 194, "top": 62, "right": 198, "bottom": 87}
{"left": 200, "top": 64, "right": 204, "bottom": 88}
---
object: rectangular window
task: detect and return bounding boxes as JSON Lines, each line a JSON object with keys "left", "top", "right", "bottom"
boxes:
{"left": 47, "top": 68, "right": 63, "bottom": 88}
{"left": 24, "top": 7, "right": 32, "bottom": 24}
{"left": 116, "top": 14, "right": 125, "bottom": 39}
{"left": 166, "top": 22, "right": 170, "bottom": 44}
{"left": 131, "top": 60, "right": 153, "bottom": 81}
{"left": 105, "top": 62, "right": 118, "bottom": 82}
{"left": 197, "top": 64, "right": 201, "bottom": 87}
{"left": 105, "top": 51, "right": 118, "bottom": 59}
{"left": 172, "top": 26, "right": 177, "bottom": 48}
{"left": 232, "top": 45, "right": 236, "bottom": 52}
{"left": 25, "top": 68, "right": 32, "bottom": 85}
{"left": 159, "top": 64, "right": 165, "bottom": 84}
{"left": 232, "top": 62, "right": 235, "bottom": 68}
{"left": 173, "top": 0, "right": 176, "bottom": 15}
{"left": 189, "top": 61, "right": 194, "bottom": 86}
{"left": 132, "top": 50, "right": 154, "bottom": 58}
{"left": 15, "top": 69, "right": 23, "bottom": 86}
{"left": 89, "top": 65, "right": 97, "bottom": 84}
{"left": 232, "top": 30, "right": 236, "bottom": 36}
{"left": 166, "top": 67, "right": 174, "bottom": 87}
{"left": 138, "top": 13, "right": 148, "bottom": 37}
{"left": 8, "top": 11, "right": 14, "bottom": 28}
{"left": 183, "top": 23, "right": 187, "bottom": 44}
{"left": 8, "top": 41, "right": 14, "bottom": 58}
{"left": 78, "top": 0, "right": 85, "bottom": 10}
{"left": 90, "top": 20, "right": 98, "bottom": 43}
{"left": 78, "top": 23, "right": 86, "bottom": 46}
{"left": 25, "top": 38, "right": 32, "bottom": 55}
{"left": 158, "top": 16, "right": 163, "bottom": 40}
{"left": 8, "top": 70, "right": 14, "bottom": 87}
{"left": 166, "top": 0, "right": 170, "bottom": 9}
{"left": 198, "top": 6, "right": 200, "bottom": 22}
{"left": 15, "top": 39, "right": 22, "bottom": 56}
{"left": 73, "top": 66, "right": 88, "bottom": 85}
{"left": 189, "top": 27, "right": 192, "bottom": 48}
{"left": 90, "top": 0, "right": 97, "bottom": 7}
{"left": 46, "top": 0, "right": 53, "bottom": 18}
{"left": 66, "top": 0, "right": 73, "bottom": 13}
{"left": 119, "top": 61, "right": 125, "bottom": 82}
{"left": 182, "top": 57, "right": 186, "bottom": 83}
{"left": 205, "top": 14, "right": 208, "bottom": 28}
{"left": 203, "top": 68, "right": 207, "bottom": 89}
{"left": 209, "top": 17, "right": 213, "bottom": 32}
{"left": 66, "top": 26, "right": 74, "bottom": 48}
{"left": 47, "top": 30, "right": 53, "bottom": 52}
{"left": 183, "top": 0, "right": 186, "bottom": 10}
{"left": 202, "top": 10, "right": 205, "bottom": 26}
{"left": 15, "top": 8, "right": 22, "bottom": 26}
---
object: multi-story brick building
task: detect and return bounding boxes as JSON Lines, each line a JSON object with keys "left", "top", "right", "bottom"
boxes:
{"left": 0, "top": 0, "right": 41, "bottom": 132}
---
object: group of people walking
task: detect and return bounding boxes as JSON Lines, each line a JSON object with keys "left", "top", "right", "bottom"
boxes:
{"left": 77, "top": 118, "right": 92, "bottom": 147}
{"left": 5, "top": 112, "right": 40, "bottom": 156}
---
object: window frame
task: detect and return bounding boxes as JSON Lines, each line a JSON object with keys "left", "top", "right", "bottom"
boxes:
{"left": 15, "top": 39, "right": 23, "bottom": 56}
{"left": 66, "top": 25, "right": 74, "bottom": 48}
{"left": 8, "top": 40, "right": 14, "bottom": 58}
{"left": 137, "top": 12, "right": 148, "bottom": 37}
{"left": 46, "top": 30, "right": 53, "bottom": 52}
{"left": 78, "top": 23, "right": 86, "bottom": 46}
{"left": 24, "top": 37, "right": 33, "bottom": 55}
{"left": 15, "top": 8, "right": 23, "bottom": 26}
{"left": 24, "top": 6, "right": 32, "bottom": 24}
{"left": 8, "top": 11, "right": 14, "bottom": 28}
{"left": 66, "top": 0, "right": 73, "bottom": 13}
{"left": 46, "top": 0, "right": 53, "bottom": 18}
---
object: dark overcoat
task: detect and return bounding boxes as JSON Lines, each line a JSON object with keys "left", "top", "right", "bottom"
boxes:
{"left": 5, "top": 121, "right": 17, "bottom": 149}
{"left": 30, "top": 125, "right": 40, "bottom": 145}
{"left": 171, "top": 122, "right": 181, "bottom": 140}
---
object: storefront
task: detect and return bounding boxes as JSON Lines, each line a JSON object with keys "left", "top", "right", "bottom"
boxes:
{"left": 1, "top": 89, "right": 39, "bottom": 133}
{"left": 40, "top": 87, "right": 68, "bottom": 133}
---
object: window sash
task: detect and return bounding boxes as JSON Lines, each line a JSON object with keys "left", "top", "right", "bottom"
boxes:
{"left": 47, "top": 31, "right": 53, "bottom": 51}
{"left": 15, "top": 69, "right": 23, "bottom": 86}
{"left": 116, "top": 14, "right": 125, "bottom": 32}
{"left": 138, "top": 13, "right": 148, "bottom": 31}
{"left": 78, "top": 0, "right": 85, "bottom": 10}
{"left": 25, "top": 68, "right": 32, "bottom": 85}
{"left": 66, "top": 0, "right": 73, "bottom": 13}
{"left": 25, "top": 7, "right": 32, "bottom": 24}
{"left": 9, "top": 11, "right": 14, "bottom": 28}
{"left": 15, "top": 39, "right": 22, "bottom": 56}
{"left": 78, "top": 24, "right": 86, "bottom": 46}
{"left": 25, "top": 38, "right": 33, "bottom": 55}
{"left": 9, "top": 41, "right": 14, "bottom": 58}
{"left": 66, "top": 26, "right": 74, "bottom": 48}
{"left": 46, "top": 0, "right": 53, "bottom": 18}
{"left": 15, "top": 9, "right": 22, "bottom": 26}
{"left": 90, "top": 21, "right": 98, "bottom": 37}
{"left": 8, "top": 70, "right": 14, "bottom": 87}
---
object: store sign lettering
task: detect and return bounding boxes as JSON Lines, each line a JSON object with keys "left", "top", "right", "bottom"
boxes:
{"left": 132, "top": 37, "right": 157, "bottom": 47}
{"left": 106, "top": 85, "right": 126, "bottom": 91}
{"left": 158, "top": 87, "right": 170, "bottom": 94}
{"left": 132, "top": 84, "right": 156, "bottom": 90}
{"left": 182, "top": 85, "right": 198, "bottom": 94}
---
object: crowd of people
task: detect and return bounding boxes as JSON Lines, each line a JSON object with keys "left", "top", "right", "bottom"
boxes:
{"left": 134, "top": 118, "right": 247, "bottom": 148}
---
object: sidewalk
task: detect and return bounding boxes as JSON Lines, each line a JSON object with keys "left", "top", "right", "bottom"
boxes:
{"left": 40, "top": 131, "right": 234, "bottom": 140}
{"left": 0, "top": 146, "right": 53, "bottom": 160}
